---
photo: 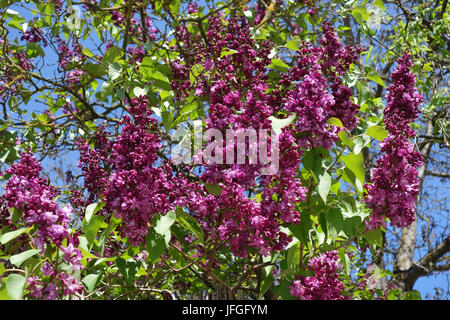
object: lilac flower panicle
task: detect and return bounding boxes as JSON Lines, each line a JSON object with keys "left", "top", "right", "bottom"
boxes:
{"left": 365, "top": 54, "right": 423, "bottom": 229}
{"left": 290, "top": 250, "right": 345, "bottom": 300}
{"left": 2, "top": 153, "right": 83, "bottom": 299}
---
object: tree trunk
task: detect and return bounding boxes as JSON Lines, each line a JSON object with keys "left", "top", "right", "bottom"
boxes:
{"left": 394, "top": 120, "right": 433, "bottom": 291}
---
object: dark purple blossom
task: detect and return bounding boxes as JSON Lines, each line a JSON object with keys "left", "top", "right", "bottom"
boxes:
{"left": 290, "top": 250, "right": 345, "bottom": 300}
{"left": 365, "top": 54, "right": 423, "bottom": 229}
{"left": 21, "top": 27, "right": 47, "bottom": 46}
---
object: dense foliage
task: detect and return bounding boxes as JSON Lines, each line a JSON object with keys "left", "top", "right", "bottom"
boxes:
{"left": 0, "top": 0, "right": 448, "bottom": 300}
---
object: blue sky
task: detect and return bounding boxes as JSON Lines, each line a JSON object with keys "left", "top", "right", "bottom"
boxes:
{"left": 1, "top": 0, "right": 448, "bottom": 299}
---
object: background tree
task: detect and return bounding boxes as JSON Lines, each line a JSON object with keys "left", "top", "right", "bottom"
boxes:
{"left": 0, "top": 0, "right": 448, "bottom": 300}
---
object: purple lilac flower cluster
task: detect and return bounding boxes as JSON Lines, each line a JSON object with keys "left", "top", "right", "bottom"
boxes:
{"left": 77, "top": 15, "right": 362, "bottom": 258}
{"left": 56, "top": 37, "right": 84, "bottom": 69}
{"left": 188, "top": 1, "right": 199, "bottom": 14}
{"left": 1, "top": 153, "right": 83, "bottom": 299}
{"left": 282, "top": 22, "right": 362, "bottom": 150}
{"left": 364, "top": 54, "right": 423, "bottom": 229}
{"left": 168, "top": 14, "right": 309, "bottom": 256}
{"left": 50, "top": 0, "right": 63, "bottom": 12}
{"left": 21, "top": 27, "right": 47, "bottom": 46}
{"left": 290, "top": 250, "right": 345, "bottom": 300}
{"left": 166, "top": 15, "right": 363, "bottom": 257}
{"left": 356, "top": 264, "right": 398, "bottom": 299}
{"left": 110, "top": 7, "right": 158, "bottom": 42}
{"left": 107, "top": 6, "right": 158, "bottom": 67}
{"left": 66, "top": 69, "right": 85, "bottom": 86}
{"left": 77, "top": 96, "right": 183, "bottom": 245}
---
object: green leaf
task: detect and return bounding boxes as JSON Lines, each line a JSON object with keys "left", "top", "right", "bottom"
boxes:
{"left": 180, "top": 103, "right": 198, "bottom": 115}
{"left": 108, "top": 62, "right": 122, "bottom": 81}
{"left": 148, "top": 70, "right": 171, "bottom": 90}
{"left": 402, "top": 290, "right": 421, "bottom": 300}
{"left": 82, "top": 47, "right": 95, "bottom": 58}
{"left": 220, "top": 49, "right": 238, "bottom": 57}
{"left": 43, "top": 3, "right": 54, "bottom": 26}
{"left": 367, "top": 68, "right": 386, "bottom": 87}
{"left": 317, "top": 210, "right": 327, "bottom": 240}
{"left": 258, "top": 253, "right": 278, "bottom": 298}
{"left": 146, "top": 228, "right": 170, "bottom": 263}
{"left": 25, "top": 43, "right": 44, "bottom": 58}
{"left": 366, "top": 125, "right": 388, "bottom": 141}
{"left": 258, "top": 273, "right": 274, "bottom": 299}
{"left": 0, "top": 263, "right": 5, "bottom": 276}
{"left": 0, "top": 147, "right": 19, "bottom": 164}
{"left": 252, "top": 26, "right": 267, "bottom": 40}
{"left": 302, "top": 148, "right": 326, "bottom": 179}
{"left": 338, "top": 131, "right": 354, "bottom": 148}
{"left": 287, "top": 241, "right": 300, "bottom": 270}
{"left": 344, "top": 72, "right": 358, "bottom": 87}
{"left": 388, "top": 289, "right": 402, "bottom": 300}
{"left": 274, "top": 279, "right": 297, "bottom": 300}
{"left": 373, "top": 0, "right": 386, "bottom": 11}
{"left": 342, "top": 151, "right": 365, "bottom": 184}
{"left": 98, "top": 223, "right": 117, "bottom": 257}
{"left": 10, "top": 207, "right": 21, "bottom": 224}
{"left": 83, "top": 63, "right": 107, "bottom": 78}
{"left": 116, "top": 258, "right": 138, "bottom": 285}
{"left": 133, "top": 86, "right": 147, "bottom": 97}
{"left": 140, "top": 58, "right": 171, "bottom": 89}
{"left": 204, "top": 182, "right": 222, "bottom": 196}
{"left": 85, "top": 202, "right": 105, "bottom": 225}
{"left": 6, "top": 9, "right": 25, "bottom": 30}
{"left": 352, "top": 6, "right": 370, "bottom": 23}
{"left": 285, "top": 39, "right": 301, "bottom": 51}
{"left": 268, "top": 114, "right": 296, "bottom": 136}
{"left": 357, "top": 81, "right": 371, "bottom": 106}
{"left": 82, "top": 274, "right": 100, "bottom": 293}
{"left": 338, "top": 250, "right": 351, "bottom": 276}
{"left": 325, "top": 208, "right": 344, "bottom": 240}
{"left": 154, "top": 211, "right": 176, "bottom": 236}
{"left": 288, "top": 212, "right": 311, "bottom": 245}
{"left": 0, "top": 227, "right": 31, "bottom": 245}
{"left": 364, "top": 228, "right": 383, "bottom": 247}
{"left": 35, "top": 113, "right": 50, "bottom": 124}
{"left": 10, "top": 249, "right": 41, "bottom": 267}
{"left": 103, "top": 46, "right": 122, "bottom": 64}
{"left": 318, "top": 172, "right": 331, "bottom": 204}
{"left": 143, "top": 42, "right": 153, "bottom": 51}
{"left": 83, "top": 216, "right": 105, "bottom": 245}
{"left": 175, "top": 207, "right": 204, "bottom": 244}
{"left": 162, "top": 111, "right": 173, "bottom": 131}
{"left": 0, "top": 0, "right": 8, "bottom": 9}
{"left": 330, "top": 180, "right": 340, "bottom": 195}
{"left": 353, "top": 135, "right": 371, "bottom": 155}
{"left": 270, "top": 58, "right": 291, "bottom": 70}
{"left": 328, "top": 117, "right": 344, "bottom": 128}
{"left": 78, "top": 235, "right": 100, "bottom": 260}
{"left": 341, "top": 167, "right": 363, "bottom": 193}
{"left": 0, "top": 278, "right": 11, "bottom": 300}
{"left": 422, "top": 63, "right": 433, "bottom": 72}
{"left": 189, "top": 64, "right": 204, "bottom": 85}
{"left": 6, "top": 274, "right": 25, "bottom": 300}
